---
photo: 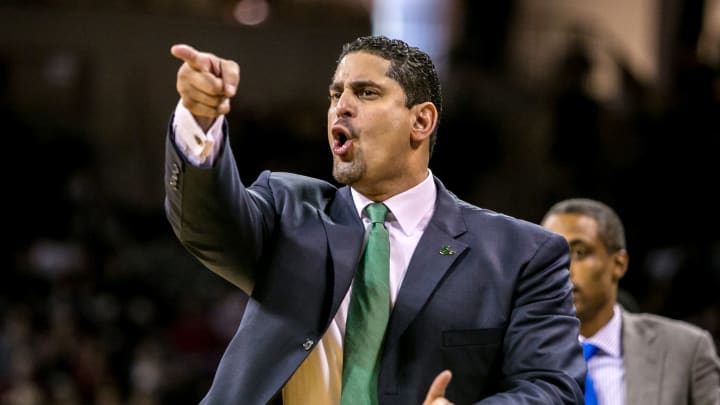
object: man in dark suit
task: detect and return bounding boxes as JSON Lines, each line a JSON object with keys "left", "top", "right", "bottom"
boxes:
{"left": 541, "top": 198, "right": 720, "bottom": 405}
{"left": 164, "top": 35, "right": 585, "bottom": 404}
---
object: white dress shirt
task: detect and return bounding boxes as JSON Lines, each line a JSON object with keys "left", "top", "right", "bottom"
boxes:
{"left": 580, "top": 304, "right": 626, "bottom": 405}
{"left": 172, "top": 103, "right": 438, "bottom": 404}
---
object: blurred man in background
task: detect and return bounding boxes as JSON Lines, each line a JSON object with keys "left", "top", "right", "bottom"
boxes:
{"left": 541, "top": 198, "right": 720, "bottom": 405}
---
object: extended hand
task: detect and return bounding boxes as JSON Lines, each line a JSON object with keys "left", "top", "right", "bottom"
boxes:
{"left": 170, "top": 44, "right": 240, "bottom": 131}
{"left": 423, "top": 370, "right": 454, "bottom": 405}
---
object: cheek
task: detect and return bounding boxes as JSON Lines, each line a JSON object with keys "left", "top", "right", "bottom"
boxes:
{"left": 569, "top": 268, "right": 586, "bottom": 289}
{"left": 570, "top": 262, "right": 603, "bottom": 287}
{"left": 371, "top": 107, "right": 411, "bottom": 133}
{"left": 326, "top": 112, "right": 335, "bottom": 140}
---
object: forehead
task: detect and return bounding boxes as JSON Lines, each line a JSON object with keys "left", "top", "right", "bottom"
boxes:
{"left": 333, "top": 51, "right": 392, "bottom": 82}
{"left": 543, "top": 213, "right": 600, "bottom": 241}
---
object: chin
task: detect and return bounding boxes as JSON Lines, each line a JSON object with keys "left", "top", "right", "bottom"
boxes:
{"left": 333, "top": 161, "right": 364, "bottom": 185}
{"left": 572, "top": 302, "right": 585, "bottom": 318}
{"left": 332, "top": 167, "right": 355, "bottom": 185}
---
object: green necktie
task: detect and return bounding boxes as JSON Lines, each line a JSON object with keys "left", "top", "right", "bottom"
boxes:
{"left": 340, "top": 203, "right": 391, "bottom": 405}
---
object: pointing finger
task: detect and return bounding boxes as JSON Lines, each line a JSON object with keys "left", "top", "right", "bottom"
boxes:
{"left": 171, "top": 44, "right": 215, "bottom": 74}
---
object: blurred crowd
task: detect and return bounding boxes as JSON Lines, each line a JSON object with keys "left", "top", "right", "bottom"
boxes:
{"left": 1, "top": 128, "right": 247, "bottom": 403}
{"left": 1, "top": 1, "right": 719, "bottom": 404}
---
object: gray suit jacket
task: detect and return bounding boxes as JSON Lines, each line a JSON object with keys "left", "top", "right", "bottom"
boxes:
{"left": 164, "top": 121, "right": 586, "bottom": 404}
{"left": 623, "top": 309, "right": 720, "bottom": 405}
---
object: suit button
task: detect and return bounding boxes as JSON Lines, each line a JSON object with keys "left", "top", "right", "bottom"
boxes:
{"left": 302, "top": 338, "right": 314, "bottom": 351}
{"left": 171, "top": 163, "right": 180, "bottom": 174}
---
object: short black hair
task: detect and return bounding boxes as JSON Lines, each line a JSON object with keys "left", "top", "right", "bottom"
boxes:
{"left": 542, "top": 198, "right": 626, "bottom": 253}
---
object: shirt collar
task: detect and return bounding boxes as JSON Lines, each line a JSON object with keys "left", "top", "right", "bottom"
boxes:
{"left": 350, "top": 169, "right": 436, "bottom": 236}
{"left": 580, "top": 304, "right": 623, "bottom": 358}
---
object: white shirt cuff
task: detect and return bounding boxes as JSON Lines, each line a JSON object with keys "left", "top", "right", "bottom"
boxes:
{"left": 172, "top": 100, "right": 225, "bottom": 166}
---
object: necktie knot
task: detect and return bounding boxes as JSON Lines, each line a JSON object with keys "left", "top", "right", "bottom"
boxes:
{"left": 365, "top": 203, "right": 389, "bottom": 224}
{"left": 582, "top": 342, "right": 599, "bottom": 361}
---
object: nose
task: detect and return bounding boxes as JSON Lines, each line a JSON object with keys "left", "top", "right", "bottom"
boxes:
{"left": 334, "top": 91, "right": 355, "bottom": 118}
{"left": 568, "top": 263, "right": 578, "bottom": 282}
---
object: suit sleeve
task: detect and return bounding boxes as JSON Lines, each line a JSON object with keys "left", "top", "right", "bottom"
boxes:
{"left": 164, "top": 115, "right": 276, "bottom": 294}
{"left": 690, "top": 328, "right": 720, "bottom": 405}
{"left": 478, "top": 232, "right": 586, "bottom": 404}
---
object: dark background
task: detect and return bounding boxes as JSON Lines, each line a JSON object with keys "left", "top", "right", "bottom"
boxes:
{"left": 1, "top": 0, "right": 718, "bottom": 403}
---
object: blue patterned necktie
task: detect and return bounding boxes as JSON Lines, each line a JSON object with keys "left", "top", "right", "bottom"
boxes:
{"left": 340, "top": 203, "right": 391, "bottom": 405}
{"left": 582, "top": 342, "right": 600, "bottom": 405}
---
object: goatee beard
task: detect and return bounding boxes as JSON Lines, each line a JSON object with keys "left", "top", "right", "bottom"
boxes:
{"left": 332, "top": 158, "right": 364, "bottom": 185}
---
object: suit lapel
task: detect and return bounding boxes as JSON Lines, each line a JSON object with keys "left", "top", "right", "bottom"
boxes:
{"left": 623, "top": 310, "right": 662, "bottom": 404}
{"left": 319, "top": 186, "right": 364, "bottom": 325}
{"left": 384, "top": 178, "right": 468, "bottom": 349}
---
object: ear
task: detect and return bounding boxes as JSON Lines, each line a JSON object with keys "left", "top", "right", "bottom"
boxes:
{"left": 410, "top": 102, "right": 438, "bottom": 143}
{"left": 611, "top": 249, "right": 629, "bottom": 282}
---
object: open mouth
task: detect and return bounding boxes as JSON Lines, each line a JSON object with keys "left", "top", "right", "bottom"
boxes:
{"left": 332, "top": 125, "right": 353, "bottom": 155}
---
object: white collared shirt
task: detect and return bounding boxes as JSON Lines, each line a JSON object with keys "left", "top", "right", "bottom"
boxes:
{"left": 580, "top": 304, "right": 626, "bottom": 405}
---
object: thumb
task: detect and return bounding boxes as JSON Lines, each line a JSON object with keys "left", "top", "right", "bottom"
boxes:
{"left": 170, "top": 44, "right": 213, "bottom": 73}
{"left": 423, "top": 370, "right": 452, "bottom": 404}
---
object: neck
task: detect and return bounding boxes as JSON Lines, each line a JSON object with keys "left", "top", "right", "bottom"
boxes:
{"left": 581, "top": 303, "right": 616, "bottom": 338}
{"left": 353, "top": 168, "right": 429, "bottom": 202}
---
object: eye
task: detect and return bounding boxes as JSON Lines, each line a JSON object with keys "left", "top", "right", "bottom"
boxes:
{"left": 571, "top": 246, "right": 589, "bottom": 261}
{"left": 359, "top": 88, "right": 378, "bottom": 98}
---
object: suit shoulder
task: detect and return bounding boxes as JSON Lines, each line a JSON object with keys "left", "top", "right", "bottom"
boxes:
{"left": 245, "top": 171, "right": 340, "bottom": 212}
{"left": 625, "top": 311, "right": 714, "bottom": 342}
{"left": 265, "top": 171, "right": 338, "bottom": 197}
{"left": 457, "top": 199, "right": 569, "bottom": 251}
{"left": 455, "top": 198, "right": 563, "bottom": 243}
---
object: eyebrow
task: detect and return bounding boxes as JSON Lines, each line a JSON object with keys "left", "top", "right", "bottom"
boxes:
{"left": 329, "top": 80, "right": 381, "bottom": 92}
{"left": 568, "top": 240, "right": 589, "bottom": 248}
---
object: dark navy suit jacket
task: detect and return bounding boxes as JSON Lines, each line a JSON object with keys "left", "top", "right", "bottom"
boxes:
{"left": 164, "top": 121, "right": 586, "bottom": 404}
